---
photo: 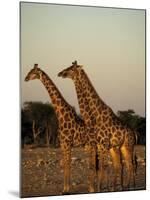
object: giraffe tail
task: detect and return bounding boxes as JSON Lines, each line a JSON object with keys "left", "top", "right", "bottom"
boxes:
{"left": 133, "top": 131, "right": 138, "bottom": 187}
{"left": 96, "top": 151, "right": 99, "bottom": 171}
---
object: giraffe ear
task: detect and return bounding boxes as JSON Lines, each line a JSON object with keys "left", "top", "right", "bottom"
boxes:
{"left": 72, "top": 60, "right": 78, "bottom": 66}
{"left": 34, "top": 64, "right": 38, "bottom": 69}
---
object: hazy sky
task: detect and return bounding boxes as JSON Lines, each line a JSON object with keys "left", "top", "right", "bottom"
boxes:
{"left": 21, "top": 2, "right": 145, "bottom": 117}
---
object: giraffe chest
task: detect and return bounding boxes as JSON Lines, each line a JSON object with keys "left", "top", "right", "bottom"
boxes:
{"left": 59, "top": 123, "right": 86, "bottom": 147}
{"left": 72, "top": 125, "right": 86, "bottom": 147}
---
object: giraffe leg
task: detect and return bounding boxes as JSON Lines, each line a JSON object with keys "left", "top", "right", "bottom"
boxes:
{"left": 97, "top": 152, "right": 103, "bottom": 192}
{"left": 133, "top": 146, "right": 137, "bottom": 188}
{"left": 110, "top": 147, "right": 123, "bottom": 191}
{"left": 87, "top": 146, "right": 96, "bottom": 193}
{"left": 121, "top": 146, "right": 134, "bottom": 190}
{"left": 62, "top": 149, "right": 71, "bottom": 194}
{"left": 97, "top": 146, "right": 108, "bottom": 192}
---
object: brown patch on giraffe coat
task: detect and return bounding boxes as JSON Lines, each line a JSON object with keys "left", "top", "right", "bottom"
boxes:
{"left": 91, "top": 118, "right": 96, "bottom": 126}
{"left": 117, "top": 131, "right": 122, "bottom": 137}
{"left": 60, "top": 117, "right": 63, "bottom": 124}
{"left": 112, "top": 126, "right": 115, "bottom": 132}
{"left": 70, "top": 129, "right": 75, "bottom": 134}
{"left": 103, "top": 116, "right": 109, "bottom": 123}
{"left": 108, "top": 120, "right": 112, "bottom": 127}
{"left": 103, "top": 111, "right": 108, "bottom": 115}
{"left": 60, "top": 125, "right": 64, "bottom": 131}
{"left": 105, "top": 123, "right": 109, "bottom": 128}
{"left": 89, "top": 110, "right": 92, "bottom": 116}
{"left": 68, "top": 135, "right": 72, "bottom": 140}
{"left": 89, "top": 127, "right": 95, "bottom": 133}
{"left": 64, "top": 113, "right": 69, "bottom": 121}
{"left": 104, "top": 130, "right": 108, "bottom": 135}
{"left": 79, "top": 98, "right": 83, "bottom": 104}
{"left": 57, "top": 99, "right": 61, "bottom": 105}
{"left": 60, "top": 134, "right": 65, "bottom": 140}
{"left": 101, "top": 125, "right": 106, "bottom": 130}
{"left": 85, "top": 106, "right": 89, "bottom": 112}
{"left": 82, "top": 92, "right": 86, "bottom": 98}
{"left": 91, "top": 93, "right": 97, "bottom": 99}
{"left": 64, "top": 122, "right": 67, "bottom": 129}
{"left": 108, "top": 132, "right": 112, "bottom": 138}
{"left": 116, "top": 126, "right": 119, "bottom": 129}
{"left": 68, "top": 123, "right": 71, "bottom": 129}
{"left": 63, "top": 130, "right": 69, "bottom": 135}
{"left": 60, "top": 108, "right": 65, "bottom": 114}
{"left": 100, "top": 131, "right": 105, "bottom": 138}
{"left": 119, "top": 126, "right": 124, "bottom": 131}
{"left": 108, "top": 128, "right": 111, "bottom": 132}
{"left": 97, "top": 135, "right": 102, "bottom": 142}
{"left": 52, "top": 98, "right": 56, "bottom": 104}
{"left": 84, "top": 113, "right": 89, "bottom": 120}
{"left": 80, "top": 103, "right": 84, "bottom": 109}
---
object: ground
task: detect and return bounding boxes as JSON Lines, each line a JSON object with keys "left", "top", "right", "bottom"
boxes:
{"left": 21, "top": 145, "right": 146, "bottom": 198}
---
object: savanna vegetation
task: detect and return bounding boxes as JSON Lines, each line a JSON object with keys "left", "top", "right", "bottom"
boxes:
{"left": 21, "top": 102, "right": 146, "bottom": 148}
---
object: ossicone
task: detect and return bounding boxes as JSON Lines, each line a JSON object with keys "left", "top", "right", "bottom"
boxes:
{"left": 34, "top": 63, "right": 38, "bottom": 69}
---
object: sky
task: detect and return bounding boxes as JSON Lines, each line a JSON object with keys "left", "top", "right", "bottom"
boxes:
{"left": 21, "top": 2, "right": 145, "bottom": 117}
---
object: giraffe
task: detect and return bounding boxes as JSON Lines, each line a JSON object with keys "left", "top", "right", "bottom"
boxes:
{"left": 25, "top": 64, "right": 97, "bottom": 194}
{"left": 58, "top": 62, "right": 109, "bottom": 191}
{"left": 58, "top": 61, "right": 137, "bottom": 191}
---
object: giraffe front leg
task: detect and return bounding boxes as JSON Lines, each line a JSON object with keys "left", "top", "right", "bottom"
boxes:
{"left": 62, "top": 148, "right": 71, "bottom": 194}
{"left": 97, "top": 150, "right": 102, "bottom": 192}
{"left": 86, "top": 146, "right": 96, "bottom": 193}
{"left": 97, "top": 147, "right": 105, "bottom": 192}
{"left": 97, "top": 144, "right": 109, "bottom": 192}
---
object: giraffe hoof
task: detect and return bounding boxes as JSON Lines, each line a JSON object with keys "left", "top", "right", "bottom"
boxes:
{"left": 122, "top": 186, "right": 129, "bottom": 191}
{"left": 88, "top": 188, "right": 95, "bottom": 193}
{"left": 97, "top": 186, "right": 101, "bottom": 192}
{"left": 62, "top": 191, "right": 70, "bottom": 195}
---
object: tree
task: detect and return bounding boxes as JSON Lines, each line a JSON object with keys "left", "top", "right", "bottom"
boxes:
{"left": 117, "top": 109, "right": 146, "bottom": 145}
{"left": 21, "top": 109, "right": 33, "bottom": 147}
{"left": 136, "top": 117, "right": 146, "bottom": 145}
{"left": 22, "top": 101, "right": 58, "bottom": 147}
{"left": 32, "top": 120, "right": 43, "bottom": 146}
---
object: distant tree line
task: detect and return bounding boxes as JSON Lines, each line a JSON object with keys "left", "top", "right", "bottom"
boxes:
{"left": 21, "top": 102, "right": 58, "bottom": 148}
{"left": 21, "top": 102, "right": 146, "bottom": 148}
{"left": 117, "top": 109, "right": 146, "bottom": 145}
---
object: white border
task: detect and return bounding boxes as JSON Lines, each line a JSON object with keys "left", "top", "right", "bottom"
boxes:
{"left": 0, "top": 0, "right": 149, "bottom": 199}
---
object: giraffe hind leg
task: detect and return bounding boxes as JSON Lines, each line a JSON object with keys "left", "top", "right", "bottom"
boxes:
{"left": 110, "top": 147, "right": 123, "bottom": 191}
{"left": 133, "top": 147, "right": 137, "bottom": 188}
{"left": 121, "top": 146, "right": 134, "bottom": 190}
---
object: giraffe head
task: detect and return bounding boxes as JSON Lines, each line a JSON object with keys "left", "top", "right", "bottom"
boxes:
{"left": 58, "top": 61, "right": 83, "bottom": 80}
{"left": 25, "top": 64, "right": 41, "bottom": 81}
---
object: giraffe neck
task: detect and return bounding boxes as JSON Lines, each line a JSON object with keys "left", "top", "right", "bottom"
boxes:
{"left": 73, "top": 77, "right": 92, "bottom": 126}
{"left": 78, "top": 69, "right": 115, "bottom": 118}
{"left": 80, "top": 69, "right": 104, "bottom": 105}
{"left": 38, "top": 70, "right": 88, "bottom": 148}
{"left": 39, "top": 70, "right": 70, "bottom": 115}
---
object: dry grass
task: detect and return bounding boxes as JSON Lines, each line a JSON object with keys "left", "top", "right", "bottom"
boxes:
{"left": 21, "top": 145, "right": 146, "bottom": 198}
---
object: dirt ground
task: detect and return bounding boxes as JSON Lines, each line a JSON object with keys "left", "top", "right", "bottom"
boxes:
{"left": 21, "top": 145, "right": 146, "bottom": 198}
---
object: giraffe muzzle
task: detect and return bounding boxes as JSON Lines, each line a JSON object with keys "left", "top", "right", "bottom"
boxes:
{"left": 25, "top": 76, "right": 29, "bottom": 81}
{"left": 58, "top": 71, "right": 67, "bottom": 78}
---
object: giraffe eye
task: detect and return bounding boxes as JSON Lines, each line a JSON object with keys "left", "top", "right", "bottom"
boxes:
{"left": 62, "top": 72, "right": 68, "bottom": 77}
